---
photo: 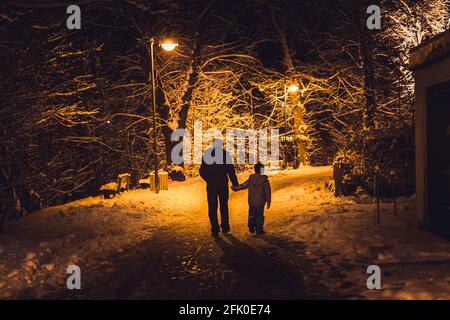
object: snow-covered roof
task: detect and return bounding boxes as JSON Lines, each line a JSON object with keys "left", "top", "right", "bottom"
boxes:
{"left": 409, "top": 29, "right": 450, "bottom": 71}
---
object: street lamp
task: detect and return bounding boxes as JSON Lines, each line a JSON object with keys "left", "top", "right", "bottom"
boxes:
{"left": 287, "top": 84, "right": 299, "bottom": 93}
{"left": 159, "top": 39, "right": 179, "bottom": 52}
{"left": 283, "top": 81, "right": 299, "bottom": 168}
{"left": 149, "top": 37, "right": 178, "bottom": 193}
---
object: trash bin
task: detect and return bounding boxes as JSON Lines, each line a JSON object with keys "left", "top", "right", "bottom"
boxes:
{"left": 149, "top": 171, "right": 169, "bottom": 191}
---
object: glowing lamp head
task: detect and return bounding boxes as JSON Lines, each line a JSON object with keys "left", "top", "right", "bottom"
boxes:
{"left": 287, "top": 84, "right": 300, "bottom": 93}
{"left": 159, "top": 40, "right": 178, "bottom": 52}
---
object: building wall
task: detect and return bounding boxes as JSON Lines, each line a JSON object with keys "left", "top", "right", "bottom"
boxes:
{"left": 414, "top": 57, "right": 450, "bottom": 227}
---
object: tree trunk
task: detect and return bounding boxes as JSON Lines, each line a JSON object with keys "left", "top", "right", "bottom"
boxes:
{"left": 158, "top": 9, "right": 208, "bottom": 166}
{"left": 354, "top": 0, "right": 377, "bottom": 181}
{"left": 359, "top": 31, "right": 376, "bottom": 129}
{"left": 356, "top": 0, "right": 376, "bottom": 130}
{"left": 271, "top": 11, "right": 295, "bottom": 73}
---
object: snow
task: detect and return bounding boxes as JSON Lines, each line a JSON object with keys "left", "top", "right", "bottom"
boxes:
{"left": 410, "top": 29, "right": 450, "bottom": 70}
{"left": 100, "top": 182, "right": 118, "bottom": 191}
{"left": 0, "top": 166, "right": 449, "bottom": 299}
{"left": 171, "top": 165, "right": 184, "bottom": 172}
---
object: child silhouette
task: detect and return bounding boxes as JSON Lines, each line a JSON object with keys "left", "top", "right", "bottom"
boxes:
{"left": 233, "top": 163, "right": 271, "bottom": 235}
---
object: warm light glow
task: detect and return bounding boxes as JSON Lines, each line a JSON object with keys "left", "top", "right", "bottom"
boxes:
{"left": 160, "top": 40, "right": 178, "bottom": 51}
{"left": 287, "top": 84, "right": 300, "bottom": 93}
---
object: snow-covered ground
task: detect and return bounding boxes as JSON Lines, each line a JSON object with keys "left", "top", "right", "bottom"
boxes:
{"left": 0, "top": 166, "right": 449, "bottom": 299}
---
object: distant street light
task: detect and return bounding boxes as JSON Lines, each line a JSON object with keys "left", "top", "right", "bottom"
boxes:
{"left": 283, "top": 81, "right": 299, "bottom": 168}
{"left": 150, "top": 37, "right": 178, "bottom": 193}
{"left": 287, "top": 84, "right": 300, "bottom": 93}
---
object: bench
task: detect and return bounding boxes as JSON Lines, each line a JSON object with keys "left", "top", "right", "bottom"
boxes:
{"left": 100, "top": 173, "right": 131, "bottom": 199}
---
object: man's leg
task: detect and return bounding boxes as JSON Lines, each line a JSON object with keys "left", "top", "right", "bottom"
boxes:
{"left": 255, "top": 207, "right": 265, "bottom": 234}
{"left": 248, "top": 206, "right": 256, "bottom": 233}
{"left": 206, "top": 186, "right": 220, "bottom": 235}
{"left": 218, "top": 186, "right": 230, "bottom": 232}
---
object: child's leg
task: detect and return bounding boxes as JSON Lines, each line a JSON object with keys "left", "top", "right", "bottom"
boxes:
{"left": 248, "top": 206, "right": 256, "bottom": 233}
{"left": 255, "top": 207, "right": 265, "bottom": 234}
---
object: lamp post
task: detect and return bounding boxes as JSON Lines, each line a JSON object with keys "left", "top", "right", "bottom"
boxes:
{"left": 283, "top": 81, "right": 299, "bottom": 168}
{"left": 149, "top": 37, "right": 178, "bottom": 193}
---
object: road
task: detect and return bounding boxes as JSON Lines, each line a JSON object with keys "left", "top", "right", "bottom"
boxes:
{"left": 28, "top": 167, "right": 363, "bottom": 299}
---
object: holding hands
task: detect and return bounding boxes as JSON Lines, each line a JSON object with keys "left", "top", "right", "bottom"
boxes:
{"left": 231, "top": 184, "right": 244, "bottom": 192}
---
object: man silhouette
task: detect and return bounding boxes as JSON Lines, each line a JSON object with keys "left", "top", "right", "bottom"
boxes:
{"left": 199, "top": 139, "right": 239, "bottom": 237}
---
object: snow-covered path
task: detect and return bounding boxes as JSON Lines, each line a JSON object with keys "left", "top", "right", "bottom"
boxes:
{"left": 1, "top": 166, "right": 450, "bottom": 299}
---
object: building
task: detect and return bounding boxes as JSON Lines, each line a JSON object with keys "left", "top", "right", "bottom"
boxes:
{"left": 410, "top": 29, "right": 450, "bottom": 238}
